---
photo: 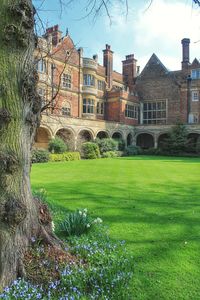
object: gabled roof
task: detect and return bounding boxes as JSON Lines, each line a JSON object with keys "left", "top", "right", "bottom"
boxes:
{"left": 138, "top": 53, "right": 169, "bottom": 78}
{"left": 191, "top": 58, "right": 200, "bottom": 68}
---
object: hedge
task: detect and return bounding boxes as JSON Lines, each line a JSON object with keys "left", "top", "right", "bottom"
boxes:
{"left": 49, "top": 152, "right": 81, "bottom": 162}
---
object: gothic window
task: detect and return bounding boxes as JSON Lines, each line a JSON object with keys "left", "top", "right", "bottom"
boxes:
{"left": 62, "top": 101, "right": 71, "bottom": 116}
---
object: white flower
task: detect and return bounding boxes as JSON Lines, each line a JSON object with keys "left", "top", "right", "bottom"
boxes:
{"left": 93, "top": 217, "right": 103, "bottom": 224}
{"left": 86, "top": 224, "right": 90, "bottom": 228}
{"left": 51, "top": 221, "right": 55, "bottom": 232}
{"left": 83, "top": 213, "right": 87, "bottom": 217}
{"left": 83, "top": 208, "right": 88, "bottom": 214}
{"left": 79, "top": 210, "right": 83, "bottom": 215}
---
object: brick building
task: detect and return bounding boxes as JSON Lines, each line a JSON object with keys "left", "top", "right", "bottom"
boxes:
{"left": 34, "top": 26, "right": 200, "bottom": 150}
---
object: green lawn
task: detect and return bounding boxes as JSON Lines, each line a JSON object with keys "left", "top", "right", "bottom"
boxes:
{"left": 31, "top": 156, "right": 200, "bottom": 300}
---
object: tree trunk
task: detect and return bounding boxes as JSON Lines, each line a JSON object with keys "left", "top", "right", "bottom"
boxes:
{"left": 0, "top": 0, "right": 54, "bottom": 288}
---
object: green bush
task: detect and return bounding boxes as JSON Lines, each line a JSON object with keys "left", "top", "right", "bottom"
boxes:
{"left": 82, "top": 142, "right": 100, "bottom": 159}
{"left": 125, "top": 145, "right": 141, "bottom": 156}
{"left": 49, "top": 152, "right": 81, "bottom": 162}
{"left": 95, "top": 138, "right": 118, "bottom": 154}
{"left": 141, "top": 147, "right": 160, "bottom": 155}
{"left": 31, "top": 149, "right": 49, "bottom": 163}
{"left": 101, "top": 151, "right": 118, "bottom": 158}
{"left": 196, "top": 137, "right": 200, "bottom": 154}
{"left": 48, "top": 137, "right": 67, "bottom": 154}
{"left": 59, "top": 208, "right": 103, "bottom": 237}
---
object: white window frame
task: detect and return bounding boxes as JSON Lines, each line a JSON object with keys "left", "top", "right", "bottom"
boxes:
{"left": 62, "top": 73, "right": 71, "bottom": 89}
{"left": 125, "top": 104, "right": 138, "bottom": 119}
{"left": 192, "top": 90, "right": 199, "bottom": 102}
{"left": 83, "top": 98, "right": 95, "bottom": 114}
{"left": 83, "top": 74, "right": 95, "bottom": 86}
{"left": 97, "top": 101, "right": 104, "bottom": 115}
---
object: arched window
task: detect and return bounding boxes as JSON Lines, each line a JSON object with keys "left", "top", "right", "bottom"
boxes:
{"left": 62, "top": 101, "right": 71, "bottom": 116}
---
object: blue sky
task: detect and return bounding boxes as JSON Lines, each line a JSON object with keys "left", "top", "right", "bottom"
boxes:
{"left": 33, "top": 0, "right": 200, "bottom": 72}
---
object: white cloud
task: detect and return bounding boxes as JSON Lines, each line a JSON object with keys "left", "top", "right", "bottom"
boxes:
{"left": 102, "top": 0, "right": 200, "bottom": 72}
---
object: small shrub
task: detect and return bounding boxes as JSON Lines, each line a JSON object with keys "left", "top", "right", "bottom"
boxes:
{"left": 125, "top": 145, "right": 141, "bottom": 156}
{"left": 141, "top": 147, "right": 160, "bottom": 155}
{"left": 82, "top": 142, "right": 100, "bottom": 159}
{"left": 49, "top": 152, "right": 81, "bottom": 162}
{"left": 95, "top": 138, "right": 118, "bottom": 154}
{"left": 31, "top": 149, "right": 49, "bottom": 163}
{"left": 48, "top": 137, "right": 67, "bottom": 154}
{"left": 101, "top": 151, "right": 118, "bottom": 158}
{"left": 59, "top": 209, "right": 103, "bottom": 237}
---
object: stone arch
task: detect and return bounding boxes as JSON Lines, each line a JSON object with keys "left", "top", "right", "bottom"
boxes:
{"left": 127, "top": 133, "right": 133, "bottom": 146}
{"left": 158, "top": 133, "right": 169, "bottom": 149}
{"left": 136, "top": 133, "right": 154, "bottom": 149}
{"left": 112, "top": 131, "right": 125, "bottom": 150}
{"left": 77, "top": 129, "right": 94, "bottom": 150}
{"left": 55, "top": 127, "right": 75, "bottom": 151}
{"left": 34, "top": 126, "right": 52, "bottom": 149}
{"left": 96, "top": 131, "right": 109, "bottom": 139}
{"left": 187, "top": 132, "right": 200, "bottom": 151}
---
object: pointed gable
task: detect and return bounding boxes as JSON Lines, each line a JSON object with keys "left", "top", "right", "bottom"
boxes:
{"left": 191, "top": 58, "right": 200, "bottom": 68}
{"left": 52, "top": 34, "right": 79, "bottom": 65}
{"left": 139, "top": 53, "right": 168, "bottom": 78}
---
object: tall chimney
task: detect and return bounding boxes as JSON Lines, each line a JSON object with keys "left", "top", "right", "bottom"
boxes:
{"left": 45, "top": 25, "right": 62, "bottom": 46}
{"left": 103, "top": 44, "right": 113, "bottom": 89}
{"left": 122, "top": 54, "right": 137, "bottom": 92}
{"left": 181, "top": 38, "right": 190, "bottom": 69}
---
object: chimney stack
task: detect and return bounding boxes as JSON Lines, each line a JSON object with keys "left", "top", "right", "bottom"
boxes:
{"left": 122, "top": 54, "right": 137, "bottom": 92}
{"left": 103, "top": 44, "right": 113, "bottom": 89}
{"left": 181, "top": 38, "right": 190, "bottom": 69}
{"left": 45, "top": 25, "right": 62, "bottom": 46}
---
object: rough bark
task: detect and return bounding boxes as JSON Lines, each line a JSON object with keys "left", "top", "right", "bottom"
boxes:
{"left": 0, "top": 0, "right": 58, "bottom": 288}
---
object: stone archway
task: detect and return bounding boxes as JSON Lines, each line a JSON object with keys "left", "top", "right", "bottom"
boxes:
{"left": 136, "top": 133, "right": 154, "bottom": 149}
{"left": 112, "top": 132, "right": 125, "bottom": 150}
{"left": 77, "top": 129, "right": 93, "bottom": 150}
{"left": 55, "top": 128, "right": 75, "bottom": 151}
{"left": 127, "top": 133, "right": 133, "bottom": 146}
{"left": 34, "top": 127, "right": 52, "bottom": 149}
{"left": 96, "top": 131, "right": 109, "bottom": 139}
{"left": 158, "top": 133, "right": 169, "bottom": 149}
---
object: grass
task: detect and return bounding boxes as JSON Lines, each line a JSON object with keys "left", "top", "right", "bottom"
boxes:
{"left": 31, "top": 156, "right": 200, "bottom": 300}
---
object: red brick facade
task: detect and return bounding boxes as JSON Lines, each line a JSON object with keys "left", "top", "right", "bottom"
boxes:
{"left": 36, "top": 26, "right": 200, "bottom": 128}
